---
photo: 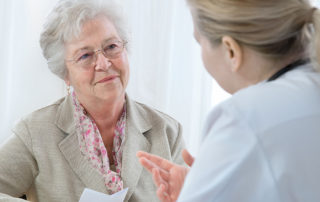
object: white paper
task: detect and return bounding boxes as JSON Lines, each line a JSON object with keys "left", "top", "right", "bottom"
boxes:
{"left": 79, "top": 187, "right": 129, "bottom": 202}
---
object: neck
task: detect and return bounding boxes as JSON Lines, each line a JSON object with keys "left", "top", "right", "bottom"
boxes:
{"left": 80, "top": 94, "right": 125, "bottom": 131}
{"left": 257, "top": 55, "right": 306, "bottom": 82}
{"left": 230, "top": 51, "right": 304, "bottom": 94}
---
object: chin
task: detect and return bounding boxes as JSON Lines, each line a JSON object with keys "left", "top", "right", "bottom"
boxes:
{"left": 97, "top": 89, "right": 125, "bottom": 102}
{"left": 216, "top": 81, "right": 233, "bottom": 95}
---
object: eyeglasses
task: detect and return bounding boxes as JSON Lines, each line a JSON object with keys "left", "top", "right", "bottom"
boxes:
{"left": 66, "top": 40, "right": 127, "bottom": 70}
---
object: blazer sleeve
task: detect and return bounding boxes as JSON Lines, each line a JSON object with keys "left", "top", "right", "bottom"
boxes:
{"left": 170, "top": 122, "right": 186, "bottom": 166}
{"left": 0, "top": 120, "right": 38, "bottom": 201}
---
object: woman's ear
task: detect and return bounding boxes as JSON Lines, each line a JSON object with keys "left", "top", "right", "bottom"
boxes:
{"left": 65, "top": 80, "right": 70, "bottom": 86}
{"left": 64, "top": 74, "right": 70, "bottom": 86}
{"left": 221, "top": 36, "right": 242, "bottom": 72}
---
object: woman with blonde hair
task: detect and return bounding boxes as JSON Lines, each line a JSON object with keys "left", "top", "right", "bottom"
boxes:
{"left": 137, "top": 0, "right": 320, "bottom": 201}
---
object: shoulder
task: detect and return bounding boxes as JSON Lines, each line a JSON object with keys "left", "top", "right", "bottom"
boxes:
{"left": 207, "top": 64, "right": 320, "bottom": 137}
{"left": 15, "top": 97, "right": 65, "bottom": 129}
{"left": 12, "top": 97, "right": 67, "bottom": 144}
{"left": 19, "top": 97, "right": 65, "bottom": 124}
{"left": 135, "top": 101, "right": 180, "bottom": 126}
{"left": 127, "top": 98, "right": 184, "bottom": 161}
{"left": 128, "top": 98, "right": 181, "bottom": 131}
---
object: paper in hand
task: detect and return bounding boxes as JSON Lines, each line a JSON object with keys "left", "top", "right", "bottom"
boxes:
{"left": 79, "top": 187, "right": 129, "bottom": 202}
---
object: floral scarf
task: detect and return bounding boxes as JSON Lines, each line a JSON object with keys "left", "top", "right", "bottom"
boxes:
{"left": 71, "top": 91, "right": 126, "bottom": 194}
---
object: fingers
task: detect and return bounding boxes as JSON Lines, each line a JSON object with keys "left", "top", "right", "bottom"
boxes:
{"left": 182, "top": 149, "right": 194, "bottom": 167}
{"left": 139, "top": 157, "right": 158, "bottom": 173}
{"left": 157, "top": 184, "right": 172, "bottom": 202}
{"left": 152, "top": 168, "right": 168, "bottom": 188}
{"left": 153, "top": 169, "right": 172, "bottom": 202}
{"left": 137, "top": 151, "right": 173, "bottom": 170}
{"left": 139, "top": 157, "right": 170, "bottom": 181}
{"left": 168, "top": 167, "right": 188, "bottom": 201}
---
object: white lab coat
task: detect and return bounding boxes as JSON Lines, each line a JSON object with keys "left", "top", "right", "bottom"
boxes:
{"left": 178, "top": 63, "right": 320, "bottom": 202}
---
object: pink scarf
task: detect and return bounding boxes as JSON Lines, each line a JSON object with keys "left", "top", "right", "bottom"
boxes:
{"left": 71, "top": 91, "right": 126, "bottom": 194}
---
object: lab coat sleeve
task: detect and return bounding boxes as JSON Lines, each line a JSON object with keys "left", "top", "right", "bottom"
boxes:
{"left": 177, "top": 102, "right": 282, "bottom": 202}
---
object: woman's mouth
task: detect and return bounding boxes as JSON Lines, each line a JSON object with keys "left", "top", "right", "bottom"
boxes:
{"left": 95, "top": 75, "right": 118, "bottom": 84}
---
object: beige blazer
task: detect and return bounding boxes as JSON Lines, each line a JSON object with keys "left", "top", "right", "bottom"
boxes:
{"left": 0, "top": 95, "right": 185, "bottom": 202}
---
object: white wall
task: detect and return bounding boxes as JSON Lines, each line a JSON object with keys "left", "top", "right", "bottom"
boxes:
{"left": 0, "top": 0, "right": 65, "bottom": 142}
{"left": 1, "top": 0, "right": 319, "bottom": 153}
{"left": 0, "top": 0, "right": 212, "bottom": 154}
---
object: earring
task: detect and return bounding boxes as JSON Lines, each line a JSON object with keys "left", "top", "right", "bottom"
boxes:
{"left": 66, "top": 85, "right": 70, "bottom": 95}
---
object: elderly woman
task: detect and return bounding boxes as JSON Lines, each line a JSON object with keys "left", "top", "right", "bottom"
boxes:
{"left": 138, "top": 0, "right": 320, "bottom": 201}
{"left": 0, "top": 0, "right": 185, "bottom": 201}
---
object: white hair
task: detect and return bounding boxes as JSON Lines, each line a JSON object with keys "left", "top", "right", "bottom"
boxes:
{"left": 40, "top": 0, "right": 129, "bottom": 80}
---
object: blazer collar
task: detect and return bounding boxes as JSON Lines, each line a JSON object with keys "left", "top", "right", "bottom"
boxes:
{"left": 121, "top": 95, "right": 151, "bottom": 200}
{"left": 125, "top": 94, "right": 152, "bottom": 134}
{"left": 54, "top": 94, "right": 153, "bottom": 134}
{"left": 55, "top": 94, "right": 152, "bottom": 199}
{"left": 55, "top": 95, "right": 75, "bottom": 135}
{"left": 56, "top": 95, "right": 107, "bottom": 193}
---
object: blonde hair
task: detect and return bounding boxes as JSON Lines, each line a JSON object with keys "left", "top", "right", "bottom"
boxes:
{"left": 187, "top": 0, "right": 320, "bottom": 68}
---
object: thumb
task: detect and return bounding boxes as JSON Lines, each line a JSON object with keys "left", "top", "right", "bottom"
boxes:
{"left": 182, "top": 149, "right": 194, "bottom": 167}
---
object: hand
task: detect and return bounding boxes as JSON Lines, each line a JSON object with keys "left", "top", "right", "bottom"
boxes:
{"left": 136, "top": 149, "right": 194, "bottom": 202}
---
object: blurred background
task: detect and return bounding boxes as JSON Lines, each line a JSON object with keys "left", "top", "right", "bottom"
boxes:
{"left": 0, "top": 0, "right": 319, "bottom": 154}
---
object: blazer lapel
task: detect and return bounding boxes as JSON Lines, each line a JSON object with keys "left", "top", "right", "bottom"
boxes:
{"left": 121, "top": 95, "right": 152, "bottom": 200}
{"left": 54, "top": 95, "right": 153, "bottom": 198}
{"left": 58, "top": 131, "right": 107, "bottom": 193}
{"left": 55, "top": 95, "right": 107, "bottom": 193}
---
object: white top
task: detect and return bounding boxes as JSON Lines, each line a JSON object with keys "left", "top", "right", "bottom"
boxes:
{"left": 178, "top": 63, "right": 320, "bottom": 202}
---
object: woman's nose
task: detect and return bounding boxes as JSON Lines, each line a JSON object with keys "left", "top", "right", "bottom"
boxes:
{"left": 94, "top": 52, "right": 112, "bottom": 71}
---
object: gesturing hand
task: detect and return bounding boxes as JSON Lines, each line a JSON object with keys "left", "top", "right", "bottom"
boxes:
{"left": 136, "top": 149, "right": 194, "bottom": 202}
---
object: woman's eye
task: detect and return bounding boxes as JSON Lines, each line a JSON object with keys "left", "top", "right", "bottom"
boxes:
{"left": 78, "top": 53, "right": 92, "bottom": 61}
{"left": 106, "top": 43, "right": 119, "bottom": 50}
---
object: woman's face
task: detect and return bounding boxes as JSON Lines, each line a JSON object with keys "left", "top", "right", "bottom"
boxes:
{"left": 64, "top": 16, "right": 129, "bottom": 104}
{"left": 194, "top": 29, "right": 233, "bottom": 93}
